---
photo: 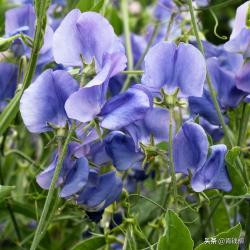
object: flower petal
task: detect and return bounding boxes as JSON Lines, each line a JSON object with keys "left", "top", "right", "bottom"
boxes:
{"left": 100, "top": 85, "right": 152, "bottom": 130}
{"left": 65, "top": 84, "right": 106, "bottom": 123}
{"left": 105, "top": 131, "right": 144, "bottom": 171}
{"left": 20, "top": 69, "right": 79, "bottom": 133}
{"left": 60, "top": 157, "right": 89, "bottom": 198}
{"left": 191, "top": 145, "right": 232, "bottom": 192}
{"left": 173, "top": 121, "right": 208, "bottom": 174}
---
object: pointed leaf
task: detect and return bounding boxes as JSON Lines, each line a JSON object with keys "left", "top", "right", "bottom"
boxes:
{"left": 71, "top": 236, "right": 106, "bottom": 250}
{"left": 157, "top": 210, "right": 194, "bottom": 250}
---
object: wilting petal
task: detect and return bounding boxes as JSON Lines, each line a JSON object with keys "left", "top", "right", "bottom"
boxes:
{"left": 100, "top": 85, "right": 152, "bottom": 130}
{"left": 20, "top": 69, "right": 79, "bottom": 133}
{"left": 77, "top": 171, "right": 122, "bottom": 212}
{"left": 191, "top": 145, "right": 232, "bottom": 192}
{"left": 0, "top": 62, "right": 18, "bottom": 112}
{"left": 207, "top": 57, "right": 245, "bottom": 108}
{"left": 60, "top": 157, "right": 89, "bottom": 198}
{"left": 236, "top": 62, "right": 250, "bottom": 93}
{"left": 65, "top": 84, "right": 106, "bottom": 123}
{"left": 173, "top": 121, "right": 208, "bottom": 174}
{"left": 105, "top": 131, "right": 144, "bottom": 171}
{"left": 142, "top": 42, "right": 206, "bottom": 97}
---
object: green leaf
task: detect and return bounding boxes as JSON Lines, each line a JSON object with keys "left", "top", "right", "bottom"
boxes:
{"left": 0, "top": 185, "right": 15, "bottom": 202}
{"left": 157, "top": 210, "right": 194, "bottom": 250}
{"left": 225, "top": 147, "right": 248, "bottom": 196}
{"left": 71, "top": 236, "right": 106, "bottom": 250}
{"left": 195, "top": 224, "right": 242, "bottom": 250}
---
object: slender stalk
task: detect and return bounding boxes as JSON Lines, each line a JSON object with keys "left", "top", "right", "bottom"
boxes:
{"left": 244, "top": 201, "right": 250, "bottom": 250}
{"left": 187, "top": 0, "right": 249, "bottom": 185}
{"left": 168, "top": 107, "right": 178, "bottom": 206}
{"left": 135, "top": 22, "right": 161, "bottom": 69}
{"left": 30, "top": 124, "right": 75, "bottom": 250}
{"left": 121, "top": 0, "right": 133, "bottom": 71}
{"left": 0, "top": 158, "right": 22, "bottom": 242}
{"left": 237, "top": 103, "right": 250, "bottom": 146}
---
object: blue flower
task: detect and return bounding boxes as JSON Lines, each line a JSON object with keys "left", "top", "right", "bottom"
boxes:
{"left": 36, "top": 142, "right": 89, "bottom": 196}
{"left": 0, "top": 62, "right": 18, "bottom": 112}
{"left": 53, "top": 10, "right": 127, "bottom": 87}
{"left": 173, "top": 121, "right": 209, "bottom": 175}
{"left": 191, "top": 145, "right": 232, "bottom": 192}
{"left": 76, "top": 170, "right": 122, "bottom": 212}
{"left": 20, "top": 69, "right": 79, "bottom": 133}
{"left": 142, "top": 41, "right": 206, "bottom": 97}
{"left": 224, "top": 1, "right": 250, "bottom": 58}
{"left": 65, "top": 84, "right": 152, "bottom": 130}
{"left": 5, "top": 4, "right": 54, "bottom": 63}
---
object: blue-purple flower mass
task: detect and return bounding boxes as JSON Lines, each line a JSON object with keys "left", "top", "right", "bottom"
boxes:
{"left": 0, "top": 0, "right": 249, "bottom": 249}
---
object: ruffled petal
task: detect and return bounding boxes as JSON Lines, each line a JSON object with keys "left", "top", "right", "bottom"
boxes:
{"left": 100, "top": 85, "right": 152, "bottom": 130}
{"left": 60, "top": 157, "right": 89, "bottom": 198}
{"left": 77, "top": 171, "right": 122, "bottom": 212}
{"left": 173, "top": 121, "right": 208, "bottom": 174}
{"left": 191, "top": 145, "right": 232, "bottom": 192}
{"left": 104, "top": 131, "right": 144, "bottom": 171}
{"left": 65, "top": 84, "right": 106, "bottom": 123}
{"left": 20, "top": 69, "right": 79, "bottom": 133}
{"left": 142, "top": 42, "right": 206, "bottom": 97}
{"left": 236, "top": 62, "right": 250, "bottom": 93}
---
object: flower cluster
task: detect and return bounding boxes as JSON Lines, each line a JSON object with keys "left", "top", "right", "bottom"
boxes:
{"left": 1, "top": 1, "right": 250, "bottom": 247}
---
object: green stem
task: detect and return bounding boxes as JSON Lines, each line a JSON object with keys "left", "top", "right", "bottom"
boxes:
{"left": 188, "top": 0, "right": 249, "bottom": 185}
{"left": 244, "top": 201, "right": 250, "bottom": 250}
{"left": 135, "top": 22, "right": 161, "bottom": 69}
{"left": 121, "top": 70, "right": 144, "bottom": 75}
{"left": 237, "top": 103, "right": 250, "bottom": 146}
{"left": 121, "top": 0, "right": 133, "bottom": 71}
{"left": 168, "top": 107, "right": 178, "bottom": 207}
{"left": 30, "top": 124, "right": 75, "bottom": 250}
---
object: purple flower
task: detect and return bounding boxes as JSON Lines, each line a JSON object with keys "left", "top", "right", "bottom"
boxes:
{"left": 173, "top": 121, "right": 209, "bottom": 175}
{"left": 235, "top": 62, "right": 250, "bottom": 93}
{"left": 36, "top": 142, "right": 89, "bottom": 196}
{"left": 53, "top": 10, "right": 127, "bottom": 86}
{"left": 191, "top": 145, "right": 232, "bottom": 192}
{"left": 142, "top": 41, "right": 206, "bottom": 97}
{"left": 105, "top": 131, "right": 144, "bottom": 171}
{"left": 0, "top": 62, "right": 18, "bottom": 112}
{"left": 5, "top": 4, "right": 54, "bottom": 63}
{"left": 65, "top": 84, "right": 152, "bottom": 130}
{"left": 20, "top": 69, "right": 79, "bottom": 133}
{"left": 224, "top": 1, "right": 250, "bottom": 58}
{"left": 77, "top": 170, "right": 122, "bottom": 212}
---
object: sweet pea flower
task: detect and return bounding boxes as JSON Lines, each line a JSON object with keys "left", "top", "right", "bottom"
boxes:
{"left": 65, "top": 84, "right": 152, "bottom": 131}
{"left": 5, "top": 4, "right": 54, "bottom": 64}
{"left": 0, "top": 62, "right": 18, "bottom": 112}
{"left": 20, "top": 69, "right": 79, "bottom": 133}
{"left": 105, "top": 108, "right": 171, "bottom": 171}
{"left": 36, "top": 142, "right": 89, "bottom": 198}
{"left": 142, "top": 41, "right": 206, "bottom": 97}
{"left": 224, "top": 1, "right": 250, "bottom": 58}
{"left": 173, "top": 121, "right": 209, "bottom": 175}
{"left": 77, "top": 170, "right": 122, "bottom": 212}
{"left": 53, "top": 10, "right": 127, "bottom": 87}
{"left": 191, "top": 145, "right": 232, "bottom": 192}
